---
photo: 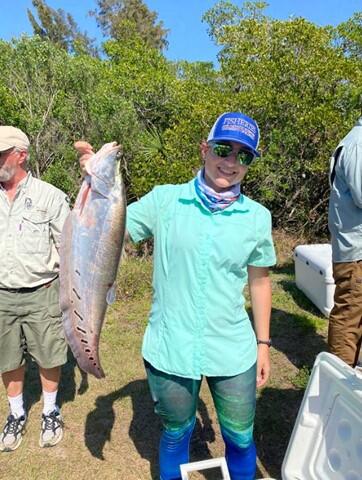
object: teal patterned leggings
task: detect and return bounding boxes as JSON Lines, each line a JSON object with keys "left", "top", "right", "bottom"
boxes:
{"left": 145, "top": 361, "right": 257, "bottom": 480}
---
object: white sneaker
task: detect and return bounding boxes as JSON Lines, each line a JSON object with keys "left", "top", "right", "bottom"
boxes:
{"left": 39, "top": 408, "right": 64, "bottom": 448}
{"left": 0, "top": 414, "right": 27, "bottom": 452}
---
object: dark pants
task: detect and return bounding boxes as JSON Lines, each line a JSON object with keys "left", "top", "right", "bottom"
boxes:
{"left": 328, "top": 261, "right": 362, "bottom": 367}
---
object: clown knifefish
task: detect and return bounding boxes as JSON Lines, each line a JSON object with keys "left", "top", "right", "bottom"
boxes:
{"left": 60, "top": 142, "right": 126, "bottom": 378}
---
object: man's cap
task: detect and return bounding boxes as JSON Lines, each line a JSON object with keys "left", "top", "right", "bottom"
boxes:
{"left": 0, "top": 126, "right": 30, "bottom": 152}
{"left": 207, "top": 112, "right": 260, "bottom": 157}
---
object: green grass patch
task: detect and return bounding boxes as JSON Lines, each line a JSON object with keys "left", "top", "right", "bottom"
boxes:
{"left": 290, "top": 365, "right": 312, "bottom": 389}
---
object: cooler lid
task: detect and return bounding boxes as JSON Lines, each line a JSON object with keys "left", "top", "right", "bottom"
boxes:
{"left": 282, "top": 352, "right": 362, "bottom": 480}
{"left": 294, "top": 244, "right": 334, "bottom": 281}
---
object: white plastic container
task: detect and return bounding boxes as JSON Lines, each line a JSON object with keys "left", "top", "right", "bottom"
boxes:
{"left": 180, "top": 457, "right": 230, "bottom": 479}
{"left": 294, "top": 244, "right": 335, "bottom": 317}
{"left": 281, "top": 352, "right": 362, "bottom": 479}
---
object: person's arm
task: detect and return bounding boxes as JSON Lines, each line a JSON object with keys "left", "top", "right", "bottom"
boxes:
{"left": 342, "top": 143, "right": 362, "bottom": 208}
{"left": 247, "top": 265, "right": 272, "bottom": 388}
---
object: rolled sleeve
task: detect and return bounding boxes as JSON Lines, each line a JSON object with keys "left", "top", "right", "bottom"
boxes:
{"left": 126, "top": 189, "right": 157, "bottom": 243}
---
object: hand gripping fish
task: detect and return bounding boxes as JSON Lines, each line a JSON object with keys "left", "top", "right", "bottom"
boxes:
{"left": 60, "top": 142, "right": 126, "bottom": 378}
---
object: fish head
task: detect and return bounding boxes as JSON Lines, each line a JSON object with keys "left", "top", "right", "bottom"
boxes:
{"left": 87, "top": 142, "right": 121, "bottom": 186}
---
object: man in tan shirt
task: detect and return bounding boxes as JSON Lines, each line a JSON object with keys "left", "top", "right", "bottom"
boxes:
{"left": 0, "top": 126, "right": 70, "bottom": 452}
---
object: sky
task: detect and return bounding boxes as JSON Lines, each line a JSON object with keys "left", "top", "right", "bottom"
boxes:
{"left": 0, "top": 0, "right": 361, "bottom": 64}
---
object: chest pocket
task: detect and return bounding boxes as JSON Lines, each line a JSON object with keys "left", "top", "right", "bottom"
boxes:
{"left": 19, "top": 211, "right": 50, "bottom": 254}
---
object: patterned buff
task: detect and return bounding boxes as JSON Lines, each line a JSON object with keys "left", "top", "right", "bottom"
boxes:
{"left": 194, "top": 169, "right": 241, "bottom": 212}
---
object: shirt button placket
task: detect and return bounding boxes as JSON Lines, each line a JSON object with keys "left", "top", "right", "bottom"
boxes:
{"left": 193, "top": 225, "right": 213, "bottom": 375}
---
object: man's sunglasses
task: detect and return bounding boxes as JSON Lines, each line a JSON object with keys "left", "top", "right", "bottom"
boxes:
{"left": 209, "top": 142, "right": 255, "bottom": 166}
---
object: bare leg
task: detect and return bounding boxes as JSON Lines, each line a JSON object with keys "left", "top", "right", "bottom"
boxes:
{"left": 39, "top": 366, "right": 60, "bottom": 393}
{"left": 2, "top": 366, "right": 25, "bottom": 397}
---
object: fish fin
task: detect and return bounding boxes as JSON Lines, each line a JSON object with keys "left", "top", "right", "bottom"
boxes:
{"left": 91, "top": 175, "right": 111, "bottom": 198}
{"left": 106, "top": 283, "right": 117, "bottom": 305}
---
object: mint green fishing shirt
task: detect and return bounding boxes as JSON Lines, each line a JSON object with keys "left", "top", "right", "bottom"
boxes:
{"left": 127, "top": 180, "right": 276, "bottom": 379}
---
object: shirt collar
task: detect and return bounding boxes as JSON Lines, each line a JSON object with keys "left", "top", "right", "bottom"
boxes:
{"left": 0, "top": 171, "right": 32, "bottom": 193}
{"left": 17, "top": 171, "right": 33, "bottom": 191}
{"left": 180, "top": 179, "right": 250, "bottom": 214}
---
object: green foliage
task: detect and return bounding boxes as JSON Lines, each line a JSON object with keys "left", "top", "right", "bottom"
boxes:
{"left": 335, "top": 12, "right": 362, "bottom": 60}
{"left": 0, "top": 1, "right": 360, "bottom": 237}
{"left": 104, "top": 38, "right": 175, "bottom": 127}
{"left": 126, "top": 55, "right": 228, "bottom": 197}
{"left": 27, "top": 0, "right": 97, "bottom": 56}
{"left": 41, "top": 160, "right": 78, "bottom": 203}
{"left": 204, "top": 0, "right": 361, "bottom": 235}
{"left": 91, "top": 0, "right": 168, "bottom": 50}
{"left": 0, "top": 36, "right": 140, "bottom": 199}
{"left": 0, "top": 37, "right": 73, "bottom": 178}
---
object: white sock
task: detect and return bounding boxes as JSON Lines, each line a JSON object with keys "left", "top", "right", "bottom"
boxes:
{"left": 8, "top": 393, "right": 25, "bottom": 419}
{"left": 42, "top": 390, "right": 58, "bottom": 415}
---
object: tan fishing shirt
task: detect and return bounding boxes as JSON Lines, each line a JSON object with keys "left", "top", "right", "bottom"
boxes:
{"left": 0, "top": 172, "right": 70, "bottom": 288}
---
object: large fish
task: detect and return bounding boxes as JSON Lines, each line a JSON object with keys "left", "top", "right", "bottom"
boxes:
{"left": 60, "top": 142, "right": 126, "bottom": 378}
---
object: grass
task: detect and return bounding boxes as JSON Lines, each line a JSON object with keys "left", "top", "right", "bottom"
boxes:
{"left": 0, "top": 231, "right": 328, "bottom": 479}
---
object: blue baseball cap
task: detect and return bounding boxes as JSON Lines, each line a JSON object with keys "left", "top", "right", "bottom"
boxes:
{"left": 207, "top": 112, "right": 260, "bottom": 157}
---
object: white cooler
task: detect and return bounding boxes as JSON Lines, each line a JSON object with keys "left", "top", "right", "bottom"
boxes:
{"left": 180, "top": 353, "right": 362, "bottom": 479}
{"left": 281, "top": 352, "right": 362, "bottom": 479}
{"left": 294, "top": 244, "right": 336, "bottom": 317}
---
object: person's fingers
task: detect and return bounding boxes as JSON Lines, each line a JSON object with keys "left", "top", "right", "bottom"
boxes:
{"left": 80, "top": 153, "right": 93, "bottom": 164}
{"left": 257, "top": 365, "right": 270, "bottom": 388}
{"left": 74, "top": 140, "right": 94, "bottom": 155}
{"left": 74, "top": 141, "right": 94, "bottom": 174}
{"left": 256, "top": 360, "right": 262, "bottom": 386}
{"left": 256, "top": 366, "right": 263, "bottom": 387}
{"left": 256, "top": 349, "right": 271, "bottom": 388}
{"left": 79, "top": 153, "right": 93, "bottom": 174}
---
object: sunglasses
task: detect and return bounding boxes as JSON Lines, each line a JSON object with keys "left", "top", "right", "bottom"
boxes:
{"left": 209, "top": 142, "right": 255, "bottom": 166}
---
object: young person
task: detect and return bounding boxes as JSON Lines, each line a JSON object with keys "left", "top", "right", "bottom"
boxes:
{"left": 77, "top": 112, "right": 276, "bottom": 479}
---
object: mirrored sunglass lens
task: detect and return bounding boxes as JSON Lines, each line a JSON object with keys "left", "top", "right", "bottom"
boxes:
{"left": 212, "top": 143, "right": 233, "bottom": 157}
{"left": 237, "top": 150, "right": 254, "bottom": 165}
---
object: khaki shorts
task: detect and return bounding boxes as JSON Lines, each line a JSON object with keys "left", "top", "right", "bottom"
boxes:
{"left": 0, "top": 278, "right": 67, "bottom": 374}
